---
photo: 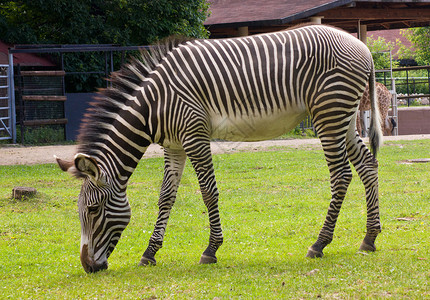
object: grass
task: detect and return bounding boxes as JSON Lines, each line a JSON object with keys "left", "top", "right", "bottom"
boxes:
{"left": 1, "top": 139, "right": 430, "bottom": 299}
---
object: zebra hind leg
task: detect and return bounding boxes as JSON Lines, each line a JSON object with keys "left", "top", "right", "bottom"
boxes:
{"left": 139, "top": 149, "right": 187, "bottom": 266}
{"left": 346, "top": 132, "right": 381, "bottom": 253}
{"left": 306, "top": 138, "right": 353, "bottom": 258}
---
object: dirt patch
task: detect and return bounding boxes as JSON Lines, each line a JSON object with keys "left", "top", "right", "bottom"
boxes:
{"left": 0, "top": 139, "right": 321, "bottom": 166}
{"left": 1, "top": 134, "right": 430, "bottom": 166}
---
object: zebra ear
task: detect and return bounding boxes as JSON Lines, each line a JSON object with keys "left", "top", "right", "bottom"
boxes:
{"left": 74, "top": 153, "right": 101, "bottom": 181}
{"left": 55, "top": 155, "right": 77, "bottom": 174}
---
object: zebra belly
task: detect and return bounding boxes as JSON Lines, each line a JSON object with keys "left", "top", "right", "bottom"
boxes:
{"left": 210, "top": 110, "right": 308, "bottom": 142}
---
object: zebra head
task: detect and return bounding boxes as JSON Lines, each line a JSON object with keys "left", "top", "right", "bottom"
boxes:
{"left": 56, "top": 153, "right": 131, "bottom": 273}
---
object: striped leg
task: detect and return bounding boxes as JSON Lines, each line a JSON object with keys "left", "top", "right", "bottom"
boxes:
{"left": 346, "top": 131, "right": 381, "bottom": 252}
{"left": 184, "top": 139, "right": 223, "bottom": 264}
{"left": 140, "top": 148, "right": 187, "bottom": 266}
{"left": 306, "top": 137, "right": 353, "bottom": 258}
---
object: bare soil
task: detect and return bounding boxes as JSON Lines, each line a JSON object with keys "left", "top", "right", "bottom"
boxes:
{"left": 1, "top": 134, "right": 430, "bottom": 166}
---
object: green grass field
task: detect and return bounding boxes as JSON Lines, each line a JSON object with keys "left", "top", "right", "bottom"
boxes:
{"left": 1, "top": 139, "right": 429, "bottom": 299}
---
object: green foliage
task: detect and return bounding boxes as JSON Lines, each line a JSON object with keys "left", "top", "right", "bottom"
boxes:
{"left": 279, "top": 127, "right": 316, "bottom": 139}
{"left": 367, "top": 35, "right": 399, "bottom": 70}
{"left": 1, "top": 140, "right": 430, "bottom": 298}
{"left": 392, "top": 68, "right": 430, "bottom": 95}
{"left": 62, "top": 51, "right": 109, "bottom": 92}
{"left": 0, "top": 0, "right": 210, "bottom": 45}
{"left": 121, "top": 0, "right": 211, "bottom": 44}
{"left": 0, "top": 1, "right": 210, "bottom": 92}
{"left": 399, "top": 27, "right": 430, "bottom": 65}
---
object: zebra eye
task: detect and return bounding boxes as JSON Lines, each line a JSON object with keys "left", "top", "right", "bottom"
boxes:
{"left": 87, "top": 205, "right": 99, "bottom": 214}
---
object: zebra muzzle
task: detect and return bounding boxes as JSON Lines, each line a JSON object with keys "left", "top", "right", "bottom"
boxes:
{"left": 80, "top": 244, "right": 108, "bottom": 273}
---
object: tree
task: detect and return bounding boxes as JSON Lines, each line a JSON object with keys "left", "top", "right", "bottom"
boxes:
{"left": 0, "top": 0, "right": 210, "bottom": 92}
{"left": 0, "top": 0, "right": 210, "bottom": 45}
{"left": 398, "top": 27, "right": 430, "bottom": 66}
{"left": 366, "top": 35, "right": 398, "bottom": 70}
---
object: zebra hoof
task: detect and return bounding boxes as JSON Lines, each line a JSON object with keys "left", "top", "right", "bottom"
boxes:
{"left": 199, "top": 254, "right": 217, "bottom": 264}
{"left": 359, "top": 240, "right": 376, "bottom": 252}
{"left": 306, "top": 247, "right": 324, "bottom": 258}
{"left": 359, "top": 234, "right": 377, "bottom": 252}
{"left": 139, "top": 256, "right": 156, "bottom": 266}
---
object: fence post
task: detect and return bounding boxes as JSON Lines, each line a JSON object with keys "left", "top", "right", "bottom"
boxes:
{"left": 428, "top": 68, "right": 430, "bottom": 97}
{"left": 406, "top": 69, "right": 410, "bottom": 107}
{"left": 16, "top": 65, "right": 26, "bottom": 144}
{"left": 8, "top": 52, "right": 16, "bottom": 143}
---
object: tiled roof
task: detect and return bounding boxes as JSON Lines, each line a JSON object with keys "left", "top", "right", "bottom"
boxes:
{"left": 205, "top": 0, "right": 346, "bottom": 26}
{"left": 205, "top": 0, "right": 430, "bottom": 37}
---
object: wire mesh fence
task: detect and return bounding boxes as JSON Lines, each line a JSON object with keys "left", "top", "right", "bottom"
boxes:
{"left": 16, "top": 69, "right": 67, "bottom": 144}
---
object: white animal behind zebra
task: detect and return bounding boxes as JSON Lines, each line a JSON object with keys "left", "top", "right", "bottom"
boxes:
{"left": 56, "top": 24, "right": 383, "bottom": 273}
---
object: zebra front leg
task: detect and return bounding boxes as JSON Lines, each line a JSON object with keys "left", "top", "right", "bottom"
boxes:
{"left": 199, "top": 187, "right": 223, "bottom": 264}
{"left": 185, "top": 141, "right": 223, "bottom": 264}
{"left": 346, "top": 135, "right": 381, "bottom": 253}
{"left": 139, "top": 148, "right": 187, "bottom": 266}
{"left": 307, "top": 140, "right": 352, "bottom": 258}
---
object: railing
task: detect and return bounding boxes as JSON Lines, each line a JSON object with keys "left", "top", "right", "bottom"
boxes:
{"left": 377, "top": 65, "right": 430, "bottom": 107}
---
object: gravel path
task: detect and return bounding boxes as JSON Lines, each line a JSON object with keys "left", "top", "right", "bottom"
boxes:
{"left": 1, "top": 134, "right": 430, "bottom": 166}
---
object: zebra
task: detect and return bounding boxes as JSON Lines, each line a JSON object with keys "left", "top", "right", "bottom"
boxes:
{"left": 56, "top": 24, "right": 383, "bottom": 273}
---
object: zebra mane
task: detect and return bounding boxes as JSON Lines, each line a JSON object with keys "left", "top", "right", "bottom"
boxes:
{"left": 287, "top": 23, "right": 347, "bottom": 34}
{"left": 77, "top": 36, "right": 192, "bottom": 156}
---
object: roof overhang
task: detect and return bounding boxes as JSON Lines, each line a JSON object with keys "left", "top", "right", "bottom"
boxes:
{"left": 205, "top": 0, "right": 430, "bottom": 37}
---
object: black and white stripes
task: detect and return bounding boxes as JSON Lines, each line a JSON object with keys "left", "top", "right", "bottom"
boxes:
{"left": 57, "top": 24, "right": 382, "bottom": 272}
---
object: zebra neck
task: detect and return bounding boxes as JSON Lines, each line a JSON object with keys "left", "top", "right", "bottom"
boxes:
{"left": 94, "top": 144, "right": 150, "bottom": 188}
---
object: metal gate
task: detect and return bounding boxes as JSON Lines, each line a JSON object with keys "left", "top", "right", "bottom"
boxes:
{"left": 0, "top": 64, "right": 14, "bottom": 142}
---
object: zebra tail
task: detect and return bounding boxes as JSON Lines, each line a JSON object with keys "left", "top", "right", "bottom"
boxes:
{"left": 368, "top": 62, "right": 383, "bottom": 158}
